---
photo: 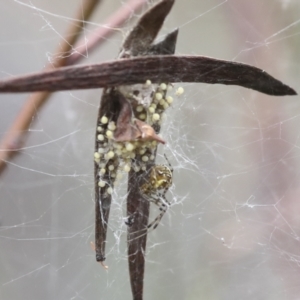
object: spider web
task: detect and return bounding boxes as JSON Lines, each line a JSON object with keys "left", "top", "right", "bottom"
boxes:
{"left": 1, "top": 0, "right": 300, "bottom": 299}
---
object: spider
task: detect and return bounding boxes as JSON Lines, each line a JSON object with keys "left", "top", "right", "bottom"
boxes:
{"left": 140, "top": 154, "right": 173, "bottom": 229}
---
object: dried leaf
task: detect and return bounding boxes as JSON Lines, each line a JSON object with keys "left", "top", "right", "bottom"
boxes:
{"left": 121, "top": 0, "right": 175, "bottom": 56}
{"left": 112, "top": 92, "right": 165, "bottom": 143}
{"left": 134, "top": 119, "right": 166, "bottom": 144}
{"left": 0, "top": 55, "right": 296, "bottom": 96}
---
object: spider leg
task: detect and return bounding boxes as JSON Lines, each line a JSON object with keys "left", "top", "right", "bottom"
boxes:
{"left": 147, "top": 191, "right": 170, "bottom": 230}
{"left": 147, "top": 204, "right": 168, "bottom": 229}
{"left": 160, "top": 189, "right": 171, "bottom": 206}
{"left": 148, "top": 189, "right": 170, "bottom": 207}
{"left": 163, "top": 153, "right": 173, "bottom": 174}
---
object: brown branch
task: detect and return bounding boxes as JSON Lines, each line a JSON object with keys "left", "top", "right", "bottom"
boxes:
{"left": 0, "top": 55, "right": 296, "bottom": 96}
{"left": 0, "top": 0, "right": 101, "bottom": 171}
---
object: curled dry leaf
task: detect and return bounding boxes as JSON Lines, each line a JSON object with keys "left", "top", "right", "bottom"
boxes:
{"left": 134, "top": 119, "right": 166, "bottom": 144}
{"left": 113, "top": 92, "right": 165, "bottom": 143}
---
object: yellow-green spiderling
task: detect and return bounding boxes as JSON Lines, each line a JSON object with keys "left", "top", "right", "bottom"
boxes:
{"left": 106, "top": 130, "right": 113, "bottom": 139}
{"left": 152, "top": 113, "right": 160, "bottom": 122}
{"left": 155, "top": 92, "right": 163, "bottom": 101}
{"left": 124, "top": 164, "right": 131, "bottom": 172}
{"left": 166, "top": 96, "right": 173, "bottom": 104}
{"left": 125, "top": 142, "right": 135, "bottom": 152}
{"left": 98, "top": 181, "right": 106, "bottom": 187}
{"left": 163, "top": 102, "right": 169, "bottom": 110}
{"left": 108, "top": 165, "right": 115, "bottom": 171}
{"left": 139, "top": 149, "right": 146, "bottom": 155}
{"left": 94, "top": 152, "right": 101, "bottom": 159}
{"left": 142, "top": 155, "right": 149, "bottom": 162}
{"left": 148, "top": 106, "right": 155, "bottom": 114}
{"left": 159, "top": 99, "right": 165, "bottom": 106}
{"left": 160, "top": 83, "right": 167, "bottom": 90}
{"left": 136, "top": 105, "right": 143, "bottom": 112}
{"left": 108, "top": 121, "right": 116, "bottom": 131}
{"left": 97, "top": 134, "right": 105, "bottom": 141}
{"left": 101, "top": 115, "right": 108, "bottom": 124}
{"left": 176, "top": 87, "right": 184, "bottom": 95}
{"left": 106, "top": 151, "right": 115, "bottom": 159}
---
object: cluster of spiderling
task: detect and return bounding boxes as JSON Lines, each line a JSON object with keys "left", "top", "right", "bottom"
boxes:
{"left": 135, "top": 81, "right": 174, "bottom": 125}
{"left": 94, "top": 80, "right": 184, "bottom": 194}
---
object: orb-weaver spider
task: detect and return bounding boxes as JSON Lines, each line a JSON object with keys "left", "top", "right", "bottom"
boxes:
{"left": 140, "top": 154, "right": 173, "bottom": 229}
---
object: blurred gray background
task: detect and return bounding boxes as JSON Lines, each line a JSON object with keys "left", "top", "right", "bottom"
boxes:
{"left": 1, "top": 0, "right": 300, "bottom": 299}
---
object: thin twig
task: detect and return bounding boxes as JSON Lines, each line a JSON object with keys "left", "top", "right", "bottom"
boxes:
{"left": 67, "top": 0, "right": 148, "bottom": 65}
{"left": 0, "top": 0, "right": 101, "bottom": 171}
